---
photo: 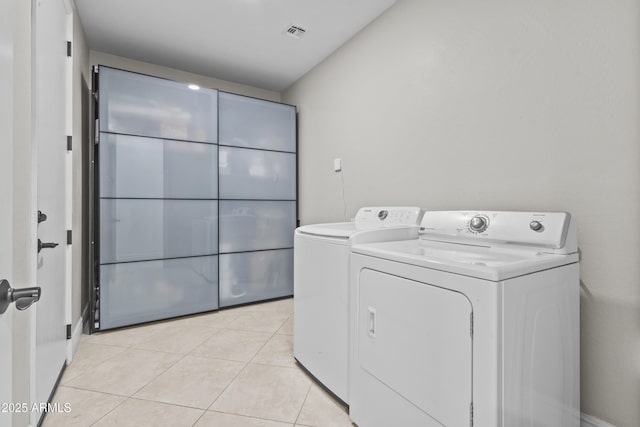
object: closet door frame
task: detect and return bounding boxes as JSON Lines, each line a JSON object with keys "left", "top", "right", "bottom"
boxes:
{"left": 89, "top": 68, "right": 298, "bottom": 331}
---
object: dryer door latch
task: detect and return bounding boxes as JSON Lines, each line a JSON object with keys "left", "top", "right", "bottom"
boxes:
{"left": 368, "top": 306, "right": 376, "bottom": 338}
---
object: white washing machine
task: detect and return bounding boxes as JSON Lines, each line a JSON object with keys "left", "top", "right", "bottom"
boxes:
{"left": 349, "top": 211, "right": 580, "bottom": 427}
{"left": 294, "top": 206, "right": 423, "bottom": 403}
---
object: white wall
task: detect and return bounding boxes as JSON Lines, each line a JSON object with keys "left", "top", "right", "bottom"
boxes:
{"left": 89, "top": 51, "right": 281, "bottom": 102}
{"left": 283, "top": 0, "right": 640, "bottom": 425}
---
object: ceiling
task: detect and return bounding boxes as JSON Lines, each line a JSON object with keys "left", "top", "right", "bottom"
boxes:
{"left": 75, "top": 0, "right": 397, "bottom": 92}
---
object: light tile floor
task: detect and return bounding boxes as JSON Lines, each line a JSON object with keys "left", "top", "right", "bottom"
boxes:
{"left": 43, "top": 298, "right": 352, "bottom": 427}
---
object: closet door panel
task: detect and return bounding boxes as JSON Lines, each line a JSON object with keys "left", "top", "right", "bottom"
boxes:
{"left": 219, "top": 92, "right": 296, "bottom": 152}
{"left": 218, "top": 201, "right": 296, "bottom": 253}
{"left": 100, "top": 255, "right": 219, "bottom": 329}
{"left": 218, "top": 146, "right": 296, "bottom": 200}
{"left": 100, "top": 133, "right": 218, "bottom": 199}
{"left": 219, "top": 249, "right": 293, "bottom": 307}
{"left": 99, "top": 67, "right": 218, "bottom": 143}
{"left": 100, "top": 199, "right": 218, "bottom": 264}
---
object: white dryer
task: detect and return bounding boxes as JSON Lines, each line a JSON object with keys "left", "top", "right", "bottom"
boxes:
{"left": 294, "top": 206, "right": 423, "bottom": 403}
{"left": 349, "top": 211, "right": 580, "bottom": 427}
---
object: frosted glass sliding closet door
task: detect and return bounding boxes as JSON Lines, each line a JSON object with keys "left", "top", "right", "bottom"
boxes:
{"left": 95, "top": 67, "right": 219, "bottom": 330}
{"left": 93, "top": 68, "right": 297, "bottom": 330}
{"left": 218, "top": 92, "right": 297, "bottom": 307}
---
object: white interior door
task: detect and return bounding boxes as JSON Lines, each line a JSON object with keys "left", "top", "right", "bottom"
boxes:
{"left": 33, "top": 0, "right": 70, "bottom": 413}
{"left": 0, "top": 0, "right": 15, "bottom": 424}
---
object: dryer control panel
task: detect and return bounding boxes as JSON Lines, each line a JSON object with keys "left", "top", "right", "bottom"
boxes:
{"left": 419, "top": 211, "right": 576, "bottom": 253}
{"left": 354, "top": 207, "right": 423, "bottom": 229}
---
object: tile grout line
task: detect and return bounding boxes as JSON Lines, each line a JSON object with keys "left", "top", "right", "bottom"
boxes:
{"left": 205, "top": 310, "right": 291, "bottom": 413}
{"left": 61, "top": 337, "right": 136, "bottom": 390}
{"left": 62, "top": 342, "right": 131, "bottom": 384}
{"left": 128, "top": 355, "right": 247, "bottom": 411}
{"left": 87, "top": 396, "right": 210, "bottom": 426}
{"left": 294, "top": 382, "right": 313, "bottom": 426}
{"left": 128, "top": 351, "right": 189, "bottom": 398}
{"left": 204, "top": 358, "right": 250, "bottom": 411}
{"left": 68, "top": 302, "right": 294, "bottom": 425}
{"left": 126, "top": 396, "right": 209, "bottom": 413}
{"left": 59, "top": 384, "right": 130, "bottom": 399}
{"left": 120, "top": 327, "right": 242, "bottom": 412}
{"left": 66, "top": 348, "right": 188, "bottom": 397}
{"left": 190, "top": 409, "right": 208, "bottom": 427}
{"left": 223, "top": 310, "right": 292, "bottom": 335}
{"left": 125, "top": 318, "right": 231, "bottom": 394}
{"left": 83, "top": 333, "right": 220, "bottom": 425}
{"left": 220, "top": 310, "right": 306, "bottom": 425}
{"left": 186, "top": 314, "right": 254, "bottom": 412}
{"left": 207, "top": 407, "right": 303, "bottom": 426}
{"left": 88, "top": 394, "right": 129, "bottom": 426}
{"left": 131, "top": 328, "right": 223, "bottom": 356}
{"left": 247, "top": 318, "right": 288, "bottom": 364}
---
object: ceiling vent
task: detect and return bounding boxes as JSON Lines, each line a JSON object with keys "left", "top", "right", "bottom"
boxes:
{"left": 285, "top": 25, "right": 306, "bottom": 40}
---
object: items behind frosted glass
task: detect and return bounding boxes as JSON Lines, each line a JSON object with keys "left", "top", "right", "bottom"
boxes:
{"left": 100, "top": 133, "right": 218, "bottom": 199}
{"left": 100, "top": 199, "right": 218, "bottom": 264}
{"left": 100, "top": 256, "right": 219, "bottom": 329}
{"left": 218, "top": 146, "right": 296, "bottom": 200}
{"left": 219, "top": 249, "right": 293, "bottom": 307}
{"left": 218, "top": 201, "right": 296, "bottom": 253}
{"left": 99, "top": 66, "right": 218, "bottom": 143}
{"left": 219, "top": 92, "right": 296, "bottom": 153}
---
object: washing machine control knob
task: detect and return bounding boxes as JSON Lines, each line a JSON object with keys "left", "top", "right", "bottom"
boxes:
{"left": 529, "top": 220, "right": 543, "bottom": 232}
{"left": 469, "top": 216, "right": 488, "bottom": 233}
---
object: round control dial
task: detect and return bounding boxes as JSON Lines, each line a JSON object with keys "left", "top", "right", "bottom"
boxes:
{"left": 529, "top": 220, "right": 543, "bottom": 232}
{"left": 469, "top": 215, "right": 489, "bottom": 233}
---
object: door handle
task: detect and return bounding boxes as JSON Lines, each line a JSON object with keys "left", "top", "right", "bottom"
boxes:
{"left": 368, "top": 306, "right": 376, "bottom": 338}
{"left": 37, "top": 239, "right": 59, "bottom": 253}
{"left": 0, "top": 279, "right": 41, "bottom": 314}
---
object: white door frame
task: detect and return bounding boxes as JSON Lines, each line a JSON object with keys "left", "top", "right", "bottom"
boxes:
{"left": 1, "top": 0, "right": 74, "bottom": 425}
{"left": 31, "top": 0, "right": 74, "bottom": 423}
{"left": 65, "top": 5, "right": 74, "bottom": 363}
{"left": 0, "top": 0, "right": 16, "bottom": 423}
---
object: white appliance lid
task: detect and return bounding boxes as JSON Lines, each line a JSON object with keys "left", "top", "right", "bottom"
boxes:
{"left": 296, "top": 207, "right": 423, "bottom": 239}
{"left": 351, "top": 239, "right": 578, "bottom": 281}
{"left": 297, "top": 222, "right": 357, "bottom": 239}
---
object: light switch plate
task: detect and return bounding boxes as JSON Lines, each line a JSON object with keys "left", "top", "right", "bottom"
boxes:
{"left": 334, "top": 158, "right": 342, "bottom": 172}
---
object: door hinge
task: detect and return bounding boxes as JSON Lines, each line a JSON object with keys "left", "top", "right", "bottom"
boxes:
{"left": 67, "top": 135, "right": 72, "bottom": 151}
{"left": 470, "top": 402, "right": 474, "bottom": 426}
{"left": 66, "top": 324, "right": 72, "bottom": 340}
{"left": 67, "top": 230, "right": 72, "bottom": 245}
{"left": 92, "top": 65, "right": 99, "bottom": 95}
{"left": 66, "top": 41, "right": 72, "bottom": 57}
{"left": 470, "top": 312, "right": 474, "bottom": 339}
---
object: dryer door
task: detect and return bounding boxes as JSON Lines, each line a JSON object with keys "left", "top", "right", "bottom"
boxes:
{"left": 357, "top": 269, "right": 473, "bottom": 426}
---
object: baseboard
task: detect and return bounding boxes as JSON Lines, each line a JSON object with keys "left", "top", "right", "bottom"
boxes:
{"left": 66, "top": 314, "right": 85, "bottom": 363}
{"left": 582, "top": 413, "right": 617, "bottom": 427}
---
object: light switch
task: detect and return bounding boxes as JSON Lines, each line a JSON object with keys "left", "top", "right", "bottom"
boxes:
{"left": 334, "top": 158, "right": 342, "bottom": 172}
